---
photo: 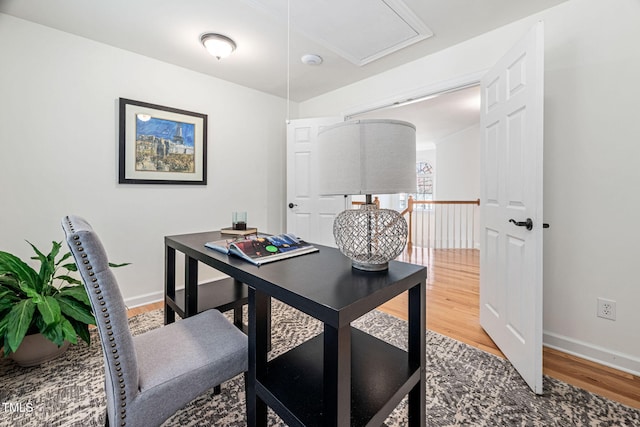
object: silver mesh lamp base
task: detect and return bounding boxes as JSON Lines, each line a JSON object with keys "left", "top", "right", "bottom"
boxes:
{"left": 333, "top": 204, "right": 408, "bottom": 271}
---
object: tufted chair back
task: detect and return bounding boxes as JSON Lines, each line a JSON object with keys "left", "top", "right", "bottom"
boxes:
{"left": 61, "top": 215, "right": 139, "bottom": 425}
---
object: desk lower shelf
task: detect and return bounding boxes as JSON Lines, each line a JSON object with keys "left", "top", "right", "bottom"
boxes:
{"left": 258, "top": 327, "right": 421, "bottom": 427}
{"left": 166, "top": 277, "right": 248, "bottom": 318}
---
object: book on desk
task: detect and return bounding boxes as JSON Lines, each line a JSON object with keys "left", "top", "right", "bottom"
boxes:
{"left": 219, "top": 226, "right": 258, "bottom": 236}
{"left": 205, "top": 233, "right": 318, "bottom": 266}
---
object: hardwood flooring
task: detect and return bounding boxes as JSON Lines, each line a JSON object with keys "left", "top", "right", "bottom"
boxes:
{"left": 382, "top": 247, "right": 640, "bottom": 409}
{"left": 129, "top": 247, "right": 640, "bottom": 409}
{"left": 388, "top": 248, "right": 502, "bottom": 356}
{"left": 127, "top": 301, "right": 163, "bottom": 318}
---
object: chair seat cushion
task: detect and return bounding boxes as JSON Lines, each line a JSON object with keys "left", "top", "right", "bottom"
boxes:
{"left": 133, "top": 309, "right": 247, "bottom": 393}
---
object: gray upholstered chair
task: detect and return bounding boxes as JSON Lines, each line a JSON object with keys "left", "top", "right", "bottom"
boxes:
{"left": 61, "top": 215, "right": 248, "bottom": 427}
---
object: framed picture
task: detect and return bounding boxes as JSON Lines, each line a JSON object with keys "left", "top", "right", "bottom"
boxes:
{"left": 118, "top": 98, "right": 207, "bottom": 185}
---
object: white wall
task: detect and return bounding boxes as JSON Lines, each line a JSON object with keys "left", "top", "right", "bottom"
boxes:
{"left": 300, "top": 0, "right": 640, "bottom": 374}
{"left": 434, "top": 124, "right": 480, "bottom": 200}
{"left": 0, "top": 14, "right": 288, "bottom": 306}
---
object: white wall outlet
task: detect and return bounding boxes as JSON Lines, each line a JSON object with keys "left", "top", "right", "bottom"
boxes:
{"left": 597, "top": 298, "right": 616, "bottom": 321}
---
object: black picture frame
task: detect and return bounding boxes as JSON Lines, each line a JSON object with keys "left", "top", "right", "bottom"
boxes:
{"left": 118, "top": 98, "right": 207, "bottom": 185}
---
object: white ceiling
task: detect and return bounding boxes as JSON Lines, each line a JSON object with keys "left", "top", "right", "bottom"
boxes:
{"left": 0, "top": 0, "right": 565, "bottom": 149}
{"left": 354, "top": 85, "right": 481, "bottom": 151}
{"left": 0, "top": 0, "right": 567, "bottom": 102}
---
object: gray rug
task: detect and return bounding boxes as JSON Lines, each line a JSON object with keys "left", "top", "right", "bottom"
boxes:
{"left": 1, "top": 301, "right": 639, "bottom": 426}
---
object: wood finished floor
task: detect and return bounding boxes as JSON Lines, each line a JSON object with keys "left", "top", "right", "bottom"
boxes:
{"left": 130, "top": 248, "right": 640, "bottom": 409}
{"left": 385, "top": 247, "right": 640, "bottom": 409}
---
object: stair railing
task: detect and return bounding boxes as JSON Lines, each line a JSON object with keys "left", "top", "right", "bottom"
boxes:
{"left": 401, "top": 196, "right": 480, "bottom": 249}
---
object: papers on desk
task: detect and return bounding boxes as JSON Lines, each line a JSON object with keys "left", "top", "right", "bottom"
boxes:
{"left": 205, "top": 233, "right": 318, "bottom": 266}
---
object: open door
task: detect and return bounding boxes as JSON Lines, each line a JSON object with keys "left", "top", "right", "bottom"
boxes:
{"left": 286, "top": 117, "right": 345, "bottom": 246}
{"left": 480, "top": 22, "right": 545, "bottom": 394}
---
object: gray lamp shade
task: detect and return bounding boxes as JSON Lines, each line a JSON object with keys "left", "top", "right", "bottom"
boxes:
{"left": 317, "top": 119, "right": 416, "bottom": 196}
{"left": 317, "top": 119, "right": 416, "bottom": 271}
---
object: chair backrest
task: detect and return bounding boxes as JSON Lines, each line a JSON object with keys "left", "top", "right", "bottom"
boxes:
{"left": 61, "top": 215, "right": 139, "bottom": 425}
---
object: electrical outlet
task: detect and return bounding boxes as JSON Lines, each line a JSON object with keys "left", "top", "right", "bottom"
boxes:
{"left": 597, "top": 298, "right": 616, "bottom": 321}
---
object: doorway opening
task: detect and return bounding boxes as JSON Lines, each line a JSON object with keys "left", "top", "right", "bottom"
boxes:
{"left": 348, "top": 84, "right": 481, "bottom": 214}
{"left": 344, "top": 84, "right": 495, "bottom": 355}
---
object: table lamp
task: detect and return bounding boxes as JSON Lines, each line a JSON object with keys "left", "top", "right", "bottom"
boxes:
{"left": 317, "top": 119, "right": 416, "bottom": 271}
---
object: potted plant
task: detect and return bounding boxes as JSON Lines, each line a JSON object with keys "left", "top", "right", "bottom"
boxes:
{"left": 0, "top": 240, "right": 127, "bottom": 366}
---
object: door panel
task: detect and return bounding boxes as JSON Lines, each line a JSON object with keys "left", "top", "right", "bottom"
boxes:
{"left": 480, "top": 22, "right": 544, "bottom": 394}
{"left": 286, "top": 117, "right": 344, "bottom": 247}
{"left": 294, "top": 152, "right": 310, "bottom": 195}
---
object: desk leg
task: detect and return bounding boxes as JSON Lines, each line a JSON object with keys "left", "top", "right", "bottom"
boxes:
{"left": 247, "top": 287, "right": 268, "bottom": 427}
{"left": 324, "top": 323, "right": 351, "bottom": 426}
{"left": 184, "top": 255, "right": 198, "bottom": 317}
{"left": 233, "top": 279, "right": 243, "bottom": 328}
{"left": 408, "top": 280, "right": 426, "bottom": 426}
{"left": 164, "top": 245, "right": 176, "bottom": 325}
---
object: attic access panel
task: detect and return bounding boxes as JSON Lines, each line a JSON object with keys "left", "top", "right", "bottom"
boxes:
{"left": 247, "top": 0, "right": 433, "bottom": 66}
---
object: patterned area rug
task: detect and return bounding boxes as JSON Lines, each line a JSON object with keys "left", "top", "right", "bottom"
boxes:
{"left": 2, "top": 301, "right": 639, "bottom": 426}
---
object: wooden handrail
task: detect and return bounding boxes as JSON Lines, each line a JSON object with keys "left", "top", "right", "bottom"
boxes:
{"left": 412, "top": 199, "right": 480, "bottom": 205}
{"left": 401, "top": 197, "right": 479, "bottom": 214}
{"left": 351, "top": 196, "right": 380, "bottom": 208}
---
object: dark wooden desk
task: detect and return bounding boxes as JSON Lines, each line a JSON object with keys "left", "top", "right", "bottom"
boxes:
{"left": 164, "top": 231, "right": 250, "bottom": 328}
{"left": 164, "top": 231, "right": 426, "bottom": 427}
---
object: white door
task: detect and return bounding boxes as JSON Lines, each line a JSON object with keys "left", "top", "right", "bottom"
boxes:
{"left": 479, "top": 22, "right": 545, "bottom": 394}
{"left": 286, "top": 117, "right": 345, "bottom": 247}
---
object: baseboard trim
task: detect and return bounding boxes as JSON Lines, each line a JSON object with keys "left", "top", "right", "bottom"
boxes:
{"left": 125, "top": 291, "right": 163, "bottom": 309}
{"left": 544, "top": 331, "right": 640, "bottom": 377}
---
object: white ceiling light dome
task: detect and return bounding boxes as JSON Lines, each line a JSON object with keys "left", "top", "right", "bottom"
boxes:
{"left": 200, "top": 33, "right": 236, "bottom": 60}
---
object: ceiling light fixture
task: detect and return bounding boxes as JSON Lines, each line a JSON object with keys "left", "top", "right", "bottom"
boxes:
{"left": 200, "top": 33, "right": 236, "bottom": 60}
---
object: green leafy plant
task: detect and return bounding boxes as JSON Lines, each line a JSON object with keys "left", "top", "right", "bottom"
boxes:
{"left": 0, "top": 240, "right": 128, "bottom": 355}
